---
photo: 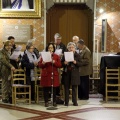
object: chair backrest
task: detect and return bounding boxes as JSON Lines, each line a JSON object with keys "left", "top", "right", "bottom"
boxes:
{"left": 11, "top": 69, "right": 26, "bottom": 84}
{"left": 34, "top": 67, "right": 41, "bottom": 85}
{"left": 106, "top": 67, "right": 119, "bottom": 81}
{"left": 91, "top": 64, "right": 100, "bottom": 78}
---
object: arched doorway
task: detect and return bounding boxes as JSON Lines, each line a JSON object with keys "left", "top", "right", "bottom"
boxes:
{"left": 46, "top": 4, "right": 93, "bottom": 52}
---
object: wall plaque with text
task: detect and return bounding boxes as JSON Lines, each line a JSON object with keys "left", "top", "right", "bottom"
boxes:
{"left": 3, "top": 25, "right": 32, "bottom": 43}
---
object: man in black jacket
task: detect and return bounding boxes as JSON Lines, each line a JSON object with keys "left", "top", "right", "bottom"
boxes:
{"left": 54, "top": 33, "right": 67, "bottom": 54}
{"left": 54, "top": 33, "right": 67, "bottom": 99}
{"left": 8, "top": 36, "right": 20, "bottom": 69}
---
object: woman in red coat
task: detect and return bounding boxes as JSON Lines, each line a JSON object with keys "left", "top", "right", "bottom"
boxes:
{"left": 38, "top": 43, "right": 62, "bottom": 107}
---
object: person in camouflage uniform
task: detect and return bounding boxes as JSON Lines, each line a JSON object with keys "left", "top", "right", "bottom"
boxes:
{"left": 0, "top": 41, "right": 15, "bottom": 103}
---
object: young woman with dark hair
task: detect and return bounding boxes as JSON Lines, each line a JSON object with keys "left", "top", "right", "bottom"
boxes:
{"left": 38, "top": 43, "right": 62, "bottom": 107}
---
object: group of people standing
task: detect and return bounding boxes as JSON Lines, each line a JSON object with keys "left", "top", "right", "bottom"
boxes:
{"left": 0, "top": 33, "right": 92, "bottom": 107}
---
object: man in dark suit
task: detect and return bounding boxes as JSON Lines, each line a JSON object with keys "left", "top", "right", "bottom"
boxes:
{"left": 8, "top": 36, "right": 20, "bottom": 69}
{"left": 54, "top": 33, "right": 67, "bottom": 98}
{"left": 54, "top": 33, "right": 67, "bottom": 54}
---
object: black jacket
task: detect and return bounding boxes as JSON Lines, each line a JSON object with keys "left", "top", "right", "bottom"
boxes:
{"left": 21, "top": 53, "right": 36, "bottom": 85}
{"left": 61, "top": 51, "right": 81, "bottom": 85}
{"left": 56, "top": 42, "right": 67, "bottom": 53}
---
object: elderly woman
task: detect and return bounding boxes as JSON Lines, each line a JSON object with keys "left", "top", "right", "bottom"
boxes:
{"left": 21, "top": 42, "right": 39, "bottom": 101}
{"left": 61, "top": 42, "right": 81, "bottom": 106}
{"left": 0, "top": 41, "right": 15, "bottom": 103}
{"left": 38, "top": 43, "right": 62, "bottom": 107}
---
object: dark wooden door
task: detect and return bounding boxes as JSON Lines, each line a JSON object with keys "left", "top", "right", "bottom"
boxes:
{"left": 46, "top": 4, "right": 93, "bottom": 51}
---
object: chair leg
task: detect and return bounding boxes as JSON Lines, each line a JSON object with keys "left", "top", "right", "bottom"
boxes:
{"left": 14, "top": 87, "right": 16, "bottom": 105}
{"left": 29, "top": 86, "right": 31, "bottom": 104}
{"left": 34, "top": 85, "right": 36, "bottom": 103}
{"left": 76, "top": 86, "right": 78, "bottom": 100}
{"left": 12, "top": 87, "right": 14, "bottom": 104}
{"left": 36, "top": 86, "right": 39, "bottom": 104}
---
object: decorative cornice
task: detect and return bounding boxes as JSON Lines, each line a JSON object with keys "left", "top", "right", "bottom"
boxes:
{"left": 46, "top": 0, "right": 94, "bottom": 12}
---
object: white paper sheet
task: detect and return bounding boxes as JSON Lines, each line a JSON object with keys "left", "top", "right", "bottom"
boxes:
{"left": 55, "top": 49, "right": 62, "bottom": 55}
{"left": 35, "top": 56, "right": 41, "bottom": 63}
{"left": 10, "top": 51, "right": 21, "bottom": 60}
{"left": 15, "top": 45, "right": 22, "bottom": 51}
{"left": 64, "top": 52, "right": 74, "bottom": 62}
{"left": 76, "top": 49, "right": 79, "bottom": 53}
{"left": 41, "top": 52, "right": 52, "bottom": 62}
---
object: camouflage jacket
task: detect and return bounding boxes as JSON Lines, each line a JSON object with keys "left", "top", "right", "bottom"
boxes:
{"left": 0, "top": 48, "right": 13, "bottom": 77}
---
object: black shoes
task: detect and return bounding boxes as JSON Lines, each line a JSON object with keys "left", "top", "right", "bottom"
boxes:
{"left": 45, "top": 102, "right": 57, "bottom": 107}
{"left": 64, "top": 103, "right": 78, "bottom": 106}
{"left": 53, "top": 102, "right": 57, "bottom": 107}
{"left": 64, "top": 103, "right": 68, "bottom": 106}
{"left": 45, "top": 102, "right": 49, "bottom": 107}
{"left": 2, "top": 99, "right": 9, "bottom": 103}
{"left": 79, "top": 98, "right": 89, "bottom": 100}
{"left": 2, "top": 97, "right": 12, "bottom": 104}
{"left": 9, "top": 97, "right": 12, "bottom": 104}
{"left": 73, "top": 103, "right": 78, "bottom": 106}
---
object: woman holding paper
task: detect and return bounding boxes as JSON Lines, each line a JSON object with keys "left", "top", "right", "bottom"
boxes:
{"left": 38, "top": 43, "right": 62, "bottom": 107}
{"left": 61, "top": 42, "right": 81, "bottom": 106}
{"left": 21, "top": 42, "right": 39, "bottom": 101}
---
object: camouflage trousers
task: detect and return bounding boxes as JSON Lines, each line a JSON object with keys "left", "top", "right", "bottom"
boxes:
{"left": 2, "top": 77, "right": 12, "bottom": 101}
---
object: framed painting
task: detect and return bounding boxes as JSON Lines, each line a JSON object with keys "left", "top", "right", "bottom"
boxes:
{"left": 0, "top": 0, "right": 41, "bottom": 18}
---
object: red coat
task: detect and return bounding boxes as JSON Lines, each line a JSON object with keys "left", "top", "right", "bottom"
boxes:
{"left": 38, "top": 53, "right": 62, "bottom": 87}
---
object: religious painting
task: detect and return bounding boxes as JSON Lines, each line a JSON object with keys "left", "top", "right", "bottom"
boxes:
{"left": 0, "top": 0, "right": 41, "bottom": 18}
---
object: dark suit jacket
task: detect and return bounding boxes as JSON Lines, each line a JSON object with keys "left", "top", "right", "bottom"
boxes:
{"left": 56, "top": 42, "right": 67, "bottom": 54}
{"left": 61, "top": 51, "right": 81, "bottom": 86}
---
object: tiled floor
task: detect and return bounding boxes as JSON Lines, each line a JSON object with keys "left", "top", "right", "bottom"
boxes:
{"left": 0, "top": 96, "right": 120, "bottom": 120}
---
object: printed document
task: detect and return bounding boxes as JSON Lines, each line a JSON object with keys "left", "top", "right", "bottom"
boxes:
{"left": 15, "top": 45, "right": 22, "bottom": 51}
{"left": 64, "top": 52, "right": 74, "bottom": 62}
{"left": 55, "top": 49, "right": 62, "bottom": 55}
{"left": 41, "top": 52, "right": 52, "bottom": 62}
{"left": 10, "top": 51, "right": 21, "bottom": 60}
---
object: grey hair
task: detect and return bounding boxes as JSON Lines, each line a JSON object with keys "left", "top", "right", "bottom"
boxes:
{"left": 67, "top": 42, "right": 76, "bottom": 49}
{"left": 54, "top": 33, "right": 62, "bottom": 39}
{"left": 26, "top": 42, "right": 33, "bottom": 50}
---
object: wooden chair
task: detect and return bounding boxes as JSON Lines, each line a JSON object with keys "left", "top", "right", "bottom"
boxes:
{"left": 106, "top": 67, "right": 120, "bottom": 102}
{"left": 11, "top": 69, "right": 31, "bottom": 105}
{"left": 34, "top": 67, "right": 43, "bottom": 103}
{"left": 89, "top": 64, "right": 100, "bottom": 94}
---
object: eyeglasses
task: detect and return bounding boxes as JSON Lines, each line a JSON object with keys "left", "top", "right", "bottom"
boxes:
{"left": 6, "top": 45, "right": 12, "bottom": 47}
{"left": 30, "top": 48, "right": 34, "bottom": 49}
{"left": 48, "top": 47, "right": 53, "bottom": 49}
{"left": 68, "top": 46, "right": 75, "bottom": 49}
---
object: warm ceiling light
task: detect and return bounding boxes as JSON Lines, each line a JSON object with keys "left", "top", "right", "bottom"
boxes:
{"left": 99, "top": 9, "right": 104, "bottom": 13}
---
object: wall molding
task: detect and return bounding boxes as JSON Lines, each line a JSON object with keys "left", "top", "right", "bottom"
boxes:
{"left": 46, "top": 0, "right": 94, "bottom": 11}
